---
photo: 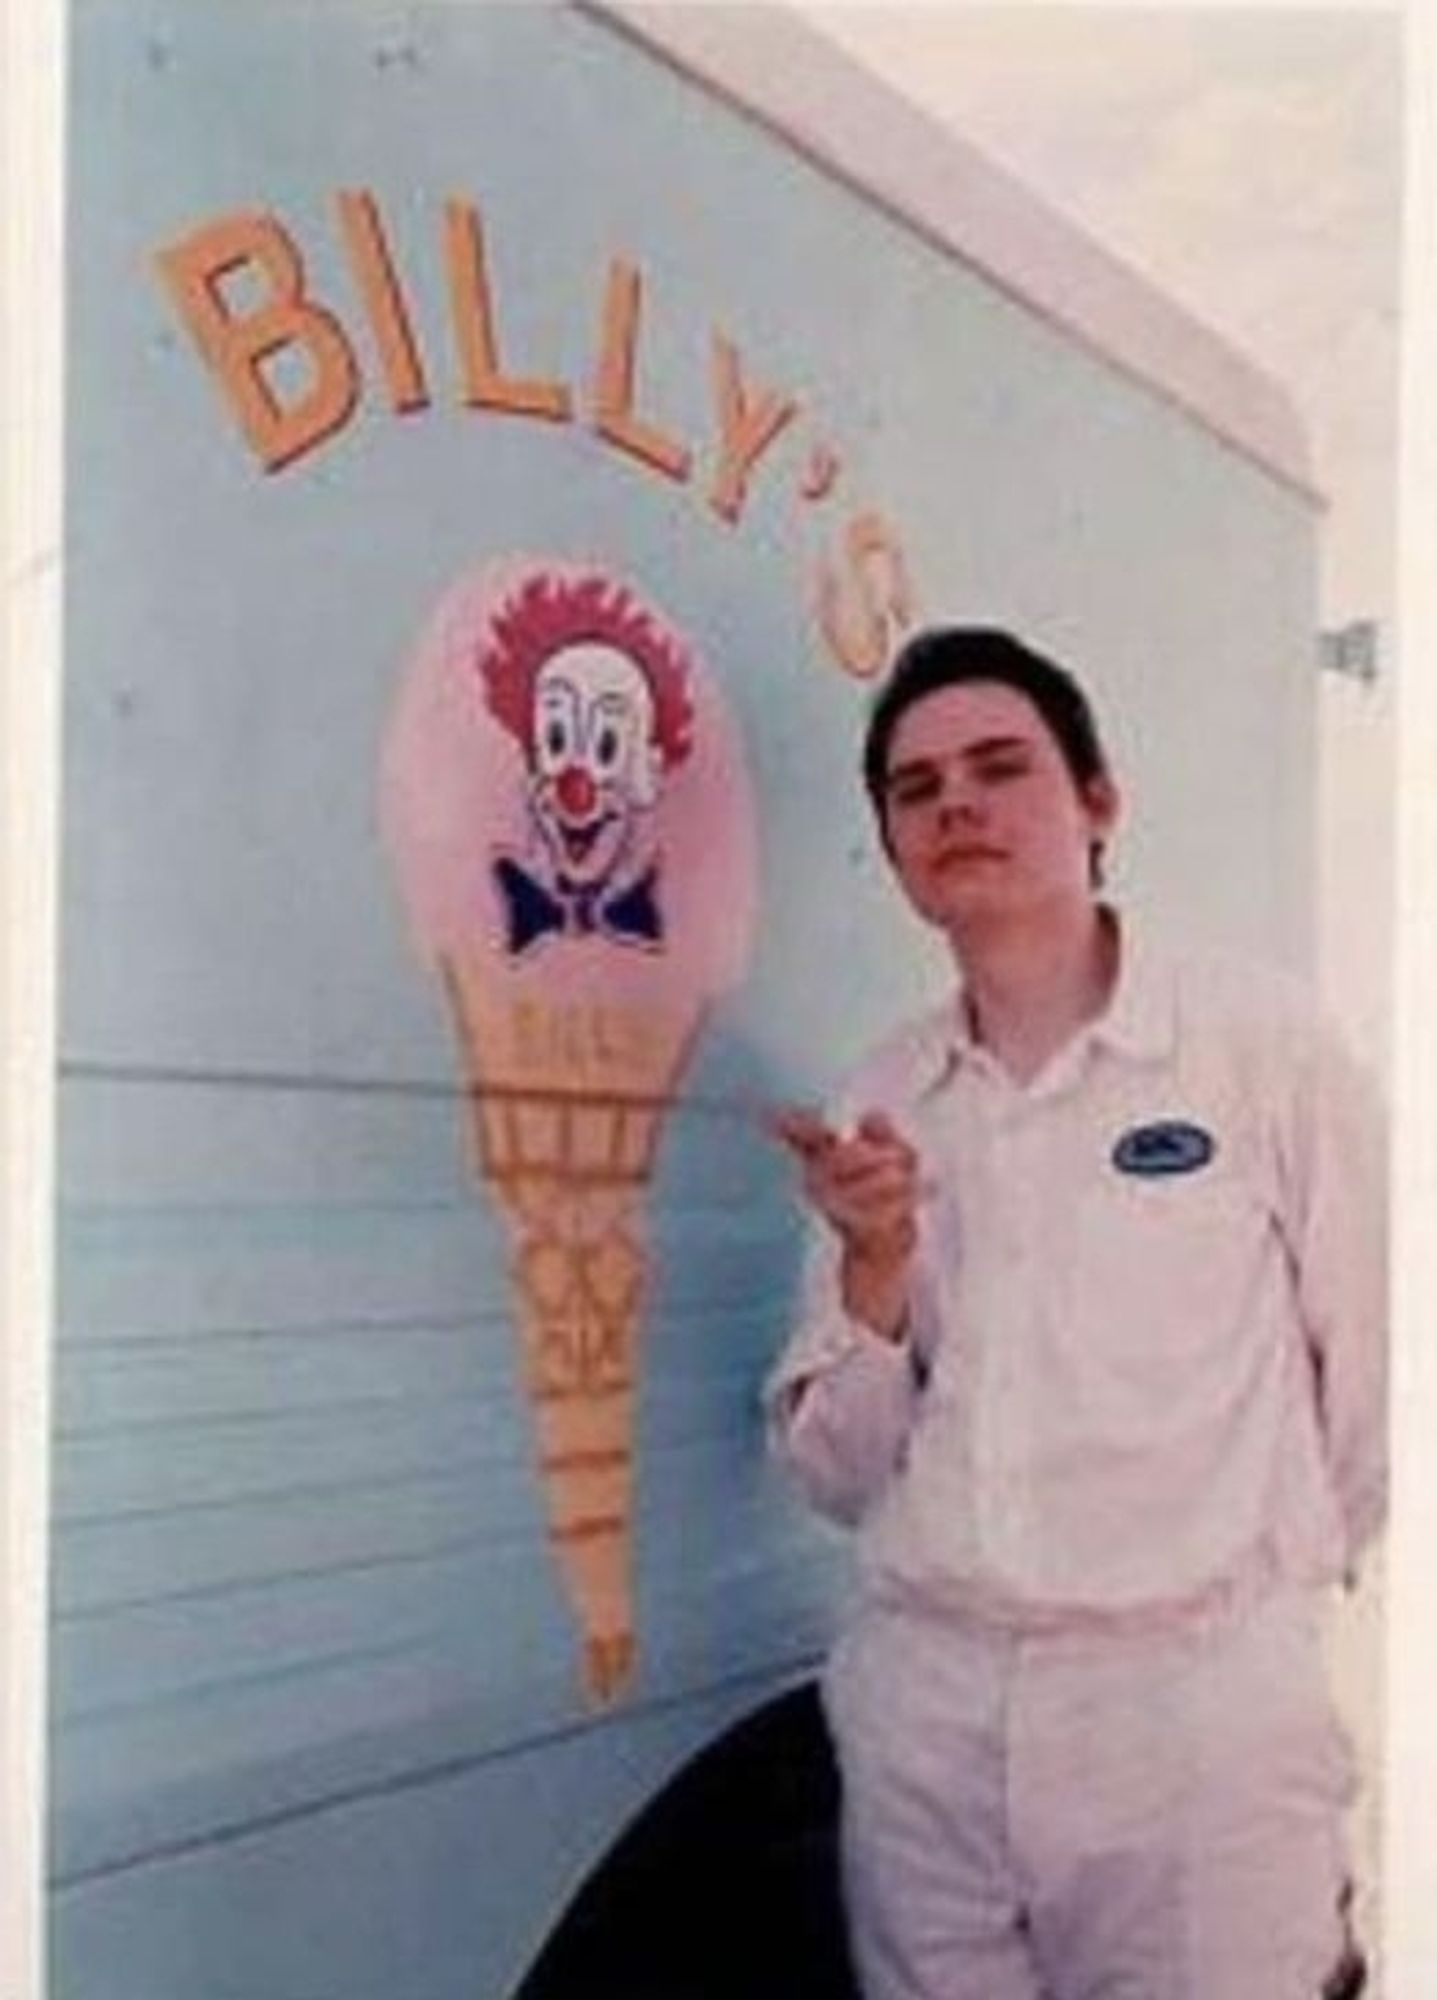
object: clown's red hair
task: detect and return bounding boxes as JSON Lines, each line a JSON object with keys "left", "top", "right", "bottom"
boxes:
{"left": 477, "top": 567, "right": 695, "bottom": 769}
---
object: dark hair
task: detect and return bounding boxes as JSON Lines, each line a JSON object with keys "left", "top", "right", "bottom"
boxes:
{"left": 862, "top": 626, "right": 1113, "bottom": 880}
{"left": 864, "top": 626, "right": 1109, "bottom": 806}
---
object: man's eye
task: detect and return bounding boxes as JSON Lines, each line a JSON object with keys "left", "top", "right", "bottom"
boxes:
{"left": 543, "top": 719, "right": 569, "bottom": 762}
{"left": 887, "top": 773, "right": 940, "bottom": 808}
{"left": 975, "top": 756, "right": 1029, "bottom": 784}
{"left": 595, "top": 726, "right": 621, "bottom": 769}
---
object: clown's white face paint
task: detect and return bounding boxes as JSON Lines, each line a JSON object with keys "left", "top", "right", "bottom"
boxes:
{"left": 531, "top": 643, "right": 663, "bottom": 887}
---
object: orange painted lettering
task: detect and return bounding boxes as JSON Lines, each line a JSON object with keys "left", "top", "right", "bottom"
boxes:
{"left": 445, "top": 199, "right": 572, "bottom": 420}
{"left": 707, "top": 334, "right": 796, "bottom": 524}
{"left": 336, "top": 188, "right": 429, "bottom": 413}
{"left": 814, "top": 511, "right": 916, "bottom": 678}
{"left": 155, "top": 209, "right": 360, "bottom": 473}
{"left": 591, "top": 259, "right": 692, "bottom": 483}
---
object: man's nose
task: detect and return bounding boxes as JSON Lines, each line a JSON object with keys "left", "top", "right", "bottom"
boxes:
{"left": 555, "top": 764, "right": 599, "bottom": 817}
{"left": 934, "top": 769, "right": 982, "bottom": 823}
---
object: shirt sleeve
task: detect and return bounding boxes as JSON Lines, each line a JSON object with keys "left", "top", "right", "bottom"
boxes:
{"left": 763, "top": 1218, "right": 923, "bottom": 1528}
{"left": 1276, "top": 1008, "right": 1389, "bottom": 1574}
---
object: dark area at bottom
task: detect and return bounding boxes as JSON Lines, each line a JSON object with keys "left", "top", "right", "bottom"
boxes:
{"left": 511, "top": 1680, "right": 860, "bottom": 2000}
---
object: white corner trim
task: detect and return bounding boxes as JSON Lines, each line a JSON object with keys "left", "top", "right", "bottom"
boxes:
{"left": 582, "top": 0, "right": 1320, "bottom": 508}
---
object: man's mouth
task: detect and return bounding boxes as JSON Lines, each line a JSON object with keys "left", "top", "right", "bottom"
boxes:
{"left": 935, "top": 842, "right": 1007, "bottom": 869}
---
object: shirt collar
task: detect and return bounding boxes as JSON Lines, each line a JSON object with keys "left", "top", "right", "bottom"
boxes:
{"left": 1089, "top": 913, "right": 1177, "bottom": 1063}
{"left": 916, "top": 907, "right": 1176, "bottom": 1098}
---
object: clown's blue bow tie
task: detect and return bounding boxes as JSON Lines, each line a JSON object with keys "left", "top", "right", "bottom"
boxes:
{"left": 492, "top": 855, "right": 663, "bottom": 956}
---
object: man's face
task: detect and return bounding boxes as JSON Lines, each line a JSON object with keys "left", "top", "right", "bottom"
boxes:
{"left": 879, "top": 680, "right": 1118, "bottom": 934}
{"left": 529, "top": 643, "right": 662, "bottom": 887}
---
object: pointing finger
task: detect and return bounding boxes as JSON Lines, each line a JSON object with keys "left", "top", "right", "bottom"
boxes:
{"left": 765, "top": 1104, "right": 838, "bottom": 1161}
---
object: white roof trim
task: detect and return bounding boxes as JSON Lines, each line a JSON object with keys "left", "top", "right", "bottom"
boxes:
{"left": 582, "top": 0, "right": 1320, "bottom": 508}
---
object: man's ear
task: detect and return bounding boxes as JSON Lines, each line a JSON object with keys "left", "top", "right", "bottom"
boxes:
{"left": 1082, "top": 775, "right": 1120, "bottom": 890}
{"left": 1085, "top": 773, "right": 1122, "bottom": 842}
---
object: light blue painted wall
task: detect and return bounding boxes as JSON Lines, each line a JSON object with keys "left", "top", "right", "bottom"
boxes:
{"left": 56, "top": 3, "right": 1318, "bottom": 1995}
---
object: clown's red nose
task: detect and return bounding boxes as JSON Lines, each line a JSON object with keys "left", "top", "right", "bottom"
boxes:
{"left": 555, "top": 764, "right": 598, "bottom": 818}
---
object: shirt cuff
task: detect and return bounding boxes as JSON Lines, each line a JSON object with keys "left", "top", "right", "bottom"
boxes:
{"left": 766, "top": 1307, "right": 916, "bottom": 1421}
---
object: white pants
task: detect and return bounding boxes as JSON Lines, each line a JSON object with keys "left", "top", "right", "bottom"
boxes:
{"left": 823, "top": 1588, "right": 1360, "bottom": 2000}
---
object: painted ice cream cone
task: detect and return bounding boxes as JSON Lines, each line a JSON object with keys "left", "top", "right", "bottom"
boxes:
{"left": 381, "top": 557, "right": 756, "bottom": 1702}
{"left": 443, "top": 960, "right": 701, "bottom": 1699}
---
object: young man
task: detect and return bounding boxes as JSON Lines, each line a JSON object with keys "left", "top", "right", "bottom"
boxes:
{"left": 768, "top": 628, "right": 1385, "bottom": 2000}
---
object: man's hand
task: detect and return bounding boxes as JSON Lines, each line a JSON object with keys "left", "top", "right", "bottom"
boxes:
{"left": 769, "top": 1106, "right": 920, "bottom": 1343}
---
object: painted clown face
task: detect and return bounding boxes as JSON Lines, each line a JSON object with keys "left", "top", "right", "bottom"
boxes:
{"left": 529, "top": 643, "right": 664, "bottom": 888}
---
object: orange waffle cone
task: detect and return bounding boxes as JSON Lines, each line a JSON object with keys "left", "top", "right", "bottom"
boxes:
{"left": 511, "top": 1197, "right": 643, "bottom": 1703}
{"left": 440, "top": 953, "right": 700, "bottom": 1700}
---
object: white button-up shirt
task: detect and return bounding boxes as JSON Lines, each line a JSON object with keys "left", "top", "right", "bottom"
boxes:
{"left": 766, "top": 925, "right": 1387, "bottom": 1629}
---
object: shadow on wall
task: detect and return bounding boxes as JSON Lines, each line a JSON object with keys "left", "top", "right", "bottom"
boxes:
{"left": 511, "top": 1682, "right": 859, "bottom": 2000}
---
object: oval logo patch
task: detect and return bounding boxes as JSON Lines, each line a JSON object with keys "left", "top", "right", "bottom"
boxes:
{"left": 1111, "top": 1120, "right": 1215, "bottom": 1177}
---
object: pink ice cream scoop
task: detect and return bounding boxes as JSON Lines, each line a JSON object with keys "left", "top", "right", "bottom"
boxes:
{"left": 380, "top": 555, "right": 758, "bottom": 1702}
